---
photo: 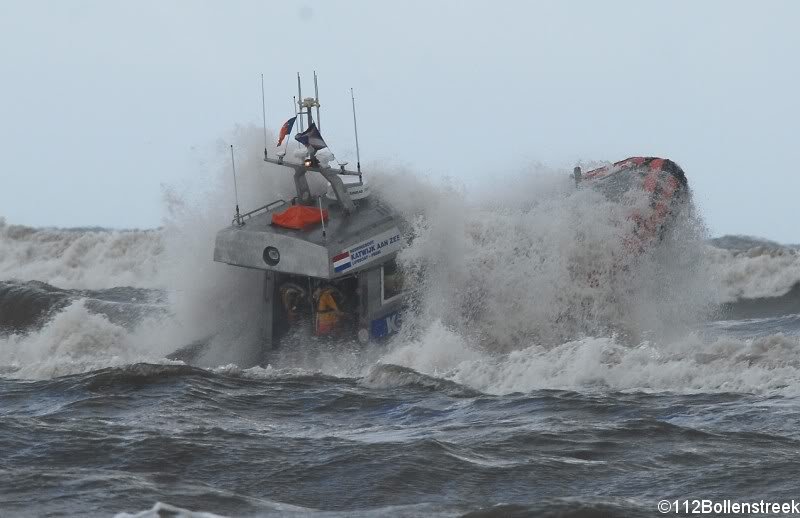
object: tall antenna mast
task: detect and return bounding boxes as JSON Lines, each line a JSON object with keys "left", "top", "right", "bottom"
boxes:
{"left": 296, "top": 73, "right": 304, "bottom": 132}
{"left": 230, "top": 145, "right": 242, "bottom": 226}
{"left": 350, "top": 88, "right": 361, "bottom": 175}
{"left": 261, "top": 73, "right": 268, "bottom": 160}
{"left": 313, "top": 71, "right": 321, "bottom": 130}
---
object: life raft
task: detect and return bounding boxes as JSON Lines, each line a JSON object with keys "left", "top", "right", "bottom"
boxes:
{"left": 271, "top": 205, "right": 329, "bottom": 230}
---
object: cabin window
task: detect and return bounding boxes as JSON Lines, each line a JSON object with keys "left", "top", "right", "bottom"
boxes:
{"left": 381, "top": 259, "right": 403, "bottom": 303}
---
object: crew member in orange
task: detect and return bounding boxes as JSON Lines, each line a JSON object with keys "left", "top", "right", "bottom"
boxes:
{"left": 314, "top": 285, "right": 344, "bottom": 336}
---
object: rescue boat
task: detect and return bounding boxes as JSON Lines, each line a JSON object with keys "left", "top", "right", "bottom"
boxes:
{"left": 211, "top": 74, "right": 690, "bottom": 366}
{"left": 575, "top": 156, "right": 689, "bottom": 251}
{"left": 213, "top": 74, "right": 408, "bottom": 365}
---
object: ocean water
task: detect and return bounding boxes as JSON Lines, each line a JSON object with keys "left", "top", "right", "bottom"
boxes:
{"left": 2, "top": 133, "right": 800, "bottom": 517}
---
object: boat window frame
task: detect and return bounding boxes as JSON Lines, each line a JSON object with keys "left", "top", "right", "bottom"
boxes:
{"left": 380, "top": 259, "right": 403, "bottom": 305}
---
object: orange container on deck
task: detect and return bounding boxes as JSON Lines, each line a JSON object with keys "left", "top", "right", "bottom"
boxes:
{"left": 271, "top": 205, "right": 329, "bottom": 231}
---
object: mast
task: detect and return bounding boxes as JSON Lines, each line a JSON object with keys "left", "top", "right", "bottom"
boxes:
{"left": 313, "top": 71, "right": 321, "bottom": 130}
{"left": 303, "top": 97, "right": 315, "bottom": 128}
{"left": 261, "top": 73, "right": 268, "bottom": 160}
{"left": 351, "top": 88, "right": 361, "bottom": 175}
{"left": 230, "top": 145, "right": 242, "bottom": 226}
{"left": 260, "top": 74, "right": 361, "bottom": 215}
{"left": 297, "top": 73, "right": 304, "bottom": 132}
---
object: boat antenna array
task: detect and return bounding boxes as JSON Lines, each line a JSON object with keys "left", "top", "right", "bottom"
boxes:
{"left": 229, "top": 73, "right": 366, "bottom": 224}
{"left": 259, "top": 72, "right": 364, "bottom": 172}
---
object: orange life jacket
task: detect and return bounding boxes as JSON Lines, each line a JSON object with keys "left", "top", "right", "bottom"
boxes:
{"left": 315, "top": 290, "right": 340, "bottom": 335}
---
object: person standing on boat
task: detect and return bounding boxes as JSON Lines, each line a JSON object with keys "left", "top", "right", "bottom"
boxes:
{"left": 313, "top": 285, "right": 344, "bottom": 336}
{"left": 279, "top": 282, "right": 307, "bottom": 325}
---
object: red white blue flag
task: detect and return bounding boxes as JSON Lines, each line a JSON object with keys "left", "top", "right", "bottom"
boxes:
{"left": 277, "top": 116, "right": 296, "bottom": 146}
{"left": 332, "top": 251, "right": 352, "bottom": 273}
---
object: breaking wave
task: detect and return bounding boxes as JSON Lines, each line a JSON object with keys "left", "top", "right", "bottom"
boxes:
{"left": 379, "top": 324, "right": 800, "bottom": 396}
{"left": 706, "top": 242, "right": 800, "bottom": 302}
{"left": 0, "top": 218, "right": 163, "bottom": 289}
{"left": 2, "top": 126, "right": 800, "bottom": 396}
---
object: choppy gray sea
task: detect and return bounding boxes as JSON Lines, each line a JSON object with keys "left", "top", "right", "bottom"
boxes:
{"left": 3, "top": 221, "right": 800, "bottom": 517}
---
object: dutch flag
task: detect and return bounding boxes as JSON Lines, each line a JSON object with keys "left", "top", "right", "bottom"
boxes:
{"left": 277, "top": 116, "right": 296, "bottom": 146}
{"left": 332, "top": 251, "right": 352, "bottom": 272}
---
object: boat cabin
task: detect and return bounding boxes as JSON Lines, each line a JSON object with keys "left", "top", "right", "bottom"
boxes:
{"left": 213, "top": 77, "right": 407, "bottom": 361}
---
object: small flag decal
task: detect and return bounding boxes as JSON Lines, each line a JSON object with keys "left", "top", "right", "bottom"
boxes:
{"left": 332, "top": 251, "right": 352, "bottom": 272}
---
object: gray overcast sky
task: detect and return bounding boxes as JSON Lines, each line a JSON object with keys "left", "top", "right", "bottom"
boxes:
{"left": 1, "top": 1, "right": 798, "bottom": 241}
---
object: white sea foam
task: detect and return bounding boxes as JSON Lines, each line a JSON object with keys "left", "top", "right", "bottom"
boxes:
{"left": 375, "top": 331, "right": 800, "bottom": 396}
{"left": 0, "top": 300, "right": 181, "bottom": 379}
{"left": 371, "top": 156, "right": 714, "bottom": 349}
{"left": 0, "top": 218, "right": 163, "bottom": 289}
{"left": 154, "top": 126, "right": 332, "bottom": 368}
{"left": 359, "top": 165, "right": 800, "bottom": 396}
{"left": 1, "top": 138, "right": 797, "bottom": 305}
{"left": 3, "top": 125, "right": 800, "bottom": 394}
{"left": 114, "top": 502, "right": 228, "bottom": 518}
{"left": 705, "top": 244, "right": 800, "bottom": 302}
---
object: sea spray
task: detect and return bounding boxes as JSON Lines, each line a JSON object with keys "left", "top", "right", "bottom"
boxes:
{"left": 0, "top": 218, "right": 163, "bottom": 289}
{"left": 3, "top": 126, "right": 800, "bottom": 395}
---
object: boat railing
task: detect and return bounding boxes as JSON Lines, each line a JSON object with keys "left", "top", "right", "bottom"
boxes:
{"left": 233, "top": 199, "right": 287, "bottom": 225}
